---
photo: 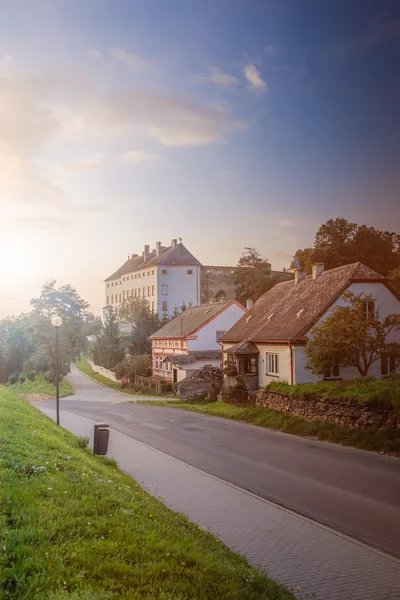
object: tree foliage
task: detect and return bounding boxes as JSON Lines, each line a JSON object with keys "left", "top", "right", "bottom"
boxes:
{"left": 118, "top": 297, "right": 171, "bottom": 356}
{"left": 92, "top": 309, "right": 125, "bottom": 369}
{"left": 293, "top": 218, "right": 400, "bottom": 275}
{"left": 305, "top": 292, "right": 400, "bottom": 377}
{"left": 235, "top": 247, "right": 274, "bottom": 304}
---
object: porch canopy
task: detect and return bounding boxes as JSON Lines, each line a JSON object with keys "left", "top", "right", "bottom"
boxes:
{"left": 224, "top": 341, "right": 259, "bottom": 374}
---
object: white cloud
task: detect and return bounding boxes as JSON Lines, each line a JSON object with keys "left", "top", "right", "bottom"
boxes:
{"left": 194, "top": 66, "right": 238, "bottom": 87}
{"left": 87, "top": 49, "right": 104, "bottom": 61}
{"left": 278, "top": 219, "right": 295, "bottom": 227}
{"left": 62, "top": 159, "right": 101, "bottom": 173}
{"left": 108, "top": 47, "right": 150, "bottom": 72}
{"left": 120, "top": 150, "right": 155, "bottom": 164}
{"left": 264, "top": 45, "right": 277, "bottom": 56}
{"left": 0, "top": 54, "right": 13, "bottom": 71}
{"left": 244, "top": 64, "right": 267, "bottom": 94}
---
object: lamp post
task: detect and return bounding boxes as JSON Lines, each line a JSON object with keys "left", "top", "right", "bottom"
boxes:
{"left": 51, "top": 315, "right": 63, "bottom": 425}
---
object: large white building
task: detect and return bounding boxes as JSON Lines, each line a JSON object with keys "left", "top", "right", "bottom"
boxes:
{"left": 104, "top": 240, "right": 201, "bottom": 318}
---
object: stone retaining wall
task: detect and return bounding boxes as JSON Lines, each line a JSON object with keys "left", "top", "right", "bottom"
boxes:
{"left": 256, "top": 390, "right": 398, "bottom": 430}
{"left": 88, "top": 360, "right": 118, "bottom": 383}
{"left": 179, "top": 379, "right": 222, "bottom": 401}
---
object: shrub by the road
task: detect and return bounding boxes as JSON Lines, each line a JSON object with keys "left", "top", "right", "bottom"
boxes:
{"left": 0, "top": 386, "right": 292, "bottom": 600}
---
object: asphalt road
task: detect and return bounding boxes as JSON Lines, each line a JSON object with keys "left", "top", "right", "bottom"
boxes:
{"left": 51, "top": 366, "right": 400, "bottom": 557}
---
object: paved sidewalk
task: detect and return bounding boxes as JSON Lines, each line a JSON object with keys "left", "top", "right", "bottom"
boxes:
{"left": 37, "top": 405, "right": 400, "bottom": 600}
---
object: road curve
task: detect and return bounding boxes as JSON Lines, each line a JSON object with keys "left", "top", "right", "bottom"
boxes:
{"left": 50, "top": 366, "right": 400, "bottom": 557}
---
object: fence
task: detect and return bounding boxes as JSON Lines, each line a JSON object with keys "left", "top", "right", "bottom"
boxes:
{"left": 226, "top": 388, "right": 256, "bottom": 405}
{"left": 133, "top": 375, "right": 172, "bottom": 395}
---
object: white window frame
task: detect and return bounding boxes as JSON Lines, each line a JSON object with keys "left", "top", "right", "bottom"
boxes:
{"left": 216, "top": 330, "right": 226, "bottom": 341}
{"left": 266, "top": 352, "right": 279, "bottom": 375}
{"left": 162, "top": 284, "right": 168, "bottom": 295}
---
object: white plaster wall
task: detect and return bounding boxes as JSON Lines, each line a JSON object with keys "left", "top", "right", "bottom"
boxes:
{"left": 187, "top": 303, "right": 246, "bottom": 351}
{"left": 157, "top": 265, "right": 201, "bottom": 315}
{"left": 257, "top": 343, "right": 291, "bottom": 386}
{"left": 294, "top": 282, "right": 400, "bottom": 383}
{"left": 88, "top": 359, "right": 118, "bottom": 382}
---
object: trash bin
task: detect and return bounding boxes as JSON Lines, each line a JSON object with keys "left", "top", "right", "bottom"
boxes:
{"left": 93, "top": 423, "right": 110, "bottom": 455}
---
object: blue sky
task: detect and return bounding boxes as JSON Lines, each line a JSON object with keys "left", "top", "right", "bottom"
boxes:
{"left": 0, "top": 0, "right": 399, "bottom": 316}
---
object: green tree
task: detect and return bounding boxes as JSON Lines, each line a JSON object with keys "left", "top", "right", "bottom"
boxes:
{"left": 305, "top": 292, "right": 400, "bottom": 377}
{"left": 118, "top": 297, "right": 172, "bottom": 356}
{"left": 92, "top": 309, "right": 125, "bottom": 369}
{"left": 235, "top": 247, "right": 274, "bottom": 304}
{"left": 293, "top": 218, "right": 400, "bottom": 275}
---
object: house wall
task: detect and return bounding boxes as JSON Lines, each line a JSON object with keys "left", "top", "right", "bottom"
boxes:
{"left": 187, "top": 303, "right": 246, "bottom": 351}
{"left": 156, "top": 265, "right": 201, "bottom": 316}
{"left": 152, "top": 339, "right": 187, "bottom": 381}
{"left": 293, "top": 281, "right": 400, "bottom": 384}
{"left": 257, "top": 343, "right": 292, "bottom": 386}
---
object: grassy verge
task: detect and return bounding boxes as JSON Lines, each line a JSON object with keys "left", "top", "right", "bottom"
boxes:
{"left": 140, "top": 400, "right": 400, "bottom": 455}
{"left": 74, "top": 357, "right": 138, "bottom": 395}
{"left": 7, "top": 374, "right": 73, "bottom": 398}
{"left": 0, "top": 387, "right": 292, "bottom": 600}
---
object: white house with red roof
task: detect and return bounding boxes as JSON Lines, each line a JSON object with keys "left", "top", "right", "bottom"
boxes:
{"left": 221, "top": 262, "right": 400, "bottom": 387}
{"left": 149, "top": 300, "right": 246, "bottom": 382}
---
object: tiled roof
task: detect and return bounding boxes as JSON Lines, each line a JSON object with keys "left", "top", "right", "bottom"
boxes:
{"left": 221, "top": 262, "right": 386, "bottom": 343}
{"left": 150, "top": 301, "right": 236, "bottom": 339}
{"left": 105, "top": 243, "right": 201, "bottom": 281}
{"left": 224, "top": 341, "right": 260, "bottom": 355}
{"left": 165, "top": 350, "right": 221, "bottom": 365}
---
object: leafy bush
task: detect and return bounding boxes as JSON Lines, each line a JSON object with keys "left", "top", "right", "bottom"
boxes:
{"left": 8, "top": 373, "right": 18, "bottom": 384}
{"left": 19, "top": 375, "right": 26, "bottom": 384}
{"left": 27, "top": 371, "right": 36, "bottom": 381}
{"left": 113, "top": 355, "right": 152, "bottom": 381}
{"left": 44, "top": 370, "right": 54, "bottom": 383}
{"left": 77, "top": 436, "right": 89, "bottom": 448}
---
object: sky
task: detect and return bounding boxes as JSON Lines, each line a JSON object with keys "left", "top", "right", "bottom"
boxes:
{"left": 0, "top": 0, "right": 399, "bottom": 317}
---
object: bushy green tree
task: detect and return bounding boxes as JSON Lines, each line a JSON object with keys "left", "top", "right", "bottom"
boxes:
{"left": 305, "top": 292, "right": 400, "bottom": 377}
{"left": 293, "top": 218, "right": 400, "bottom": 275}
{"left": 92, "top": 309, "right": 125, "bottom": 369}
{"left": 235, "top": 247, "right": 274, "bottom": 304}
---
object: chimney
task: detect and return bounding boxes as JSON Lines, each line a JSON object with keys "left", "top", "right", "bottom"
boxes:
{"left": 294, "top": 269, "right": 307, "bottom": 285}
{"left": 246, "top": 299, "right": 253, "bottom": 310}
{"left": 156, "top": 241, "right": 162, "bottom": 256}
{"left": 312, "top": 263, "right": 324, "bottom": 280}
{"left": 131, "top": 253, "right": 138, "bottom": 258}
{"left": 171, "top": 238, "right": 177, "bottom": 248}
{"left": 143, "top": 244, "right": 150, "bottom": 261}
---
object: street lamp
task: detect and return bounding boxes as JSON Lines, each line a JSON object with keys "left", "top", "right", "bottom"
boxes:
{"left": 51, "top": 315, "right": 63, "bottom": 425}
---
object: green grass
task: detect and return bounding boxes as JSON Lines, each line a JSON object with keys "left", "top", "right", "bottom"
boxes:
{"left": 268, "top": 376, "right": 400, "bottom": 411}
{"left": 7, "top": 374, "right": 73, "bottom": 398}
{"left": 141, "top": 400, "right": 400, "bottom": 455}
{"left": 0, "top": 387, "right": 292, "bottom": 600}
{"left": 74, "top": 357, "right": 164, "bottom": 397}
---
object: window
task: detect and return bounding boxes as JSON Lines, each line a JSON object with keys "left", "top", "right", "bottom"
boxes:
{"left": 152, "top": 285, "right": 155, "bottom": 296}
{"left": 216, "top": 330, "right": 226, "bottom": 341}
{"left": 143, "top": 272, "right": 146, "bottom": 277}
{"left": 162, "top": 269, "right": 168, "bottom": 275}
{"left": 152, "top": 301, "right": 155, "bottom": 312}
{"left": 152, "top": 270, "right": 155, "bottom": 275}
{"left": 162, "top": 301, "right": 168, "bottom": 312}
{"left": 175, "top": 341, "right": 179, "bottom": 347}
{"left": 381, "top": 352, "right": 397, "bottom": 375}
{"left": 162, "top": 284, "right": 168, "bottom": 295}
{"left": 107, "top": 283, "right": 109, "bottom": 288}
{"left": 135, "top": 274, "right": 137, "bottom": 279}
{"left": 266, "top": 353, "right": 279, "bottom": 375}
{"left": 138, "top": 289, "right": 141, "bottom": 297}
{"left": 243, "top": 356, "right": 258, "bottom": 374}
{"left": 363, "top": 300, "right": 376, "bottom": 319}
{"left": 131, "top": 289, "right": 134, "bottom": 296}
{"left": 148, "top": 271, "right": 151, "bottom": 276}
{"left": 111, "top": 283, "right": 113, "bottom": 287}
{"left": 123, "top": 277, "right": 125, "bottom": 281}
{"left": 187, "top": 269, "right": 193, "bottom": 275}
{"left": 138, "top": 273, "right": 141, "bottom": 278}
{"left": 323, "top": 361, "right": 340, "bottom": 379}
{"left": 143, "top": 287, "right": 146, "bottom": 297}
{"left": 180, "top": 341, "right": 185, "bottom": 348}
{"left": 119, "top": 293, "right": 121, "bottom": 302}
{"left": 107, "top": 296, "right": 109, "bottom": 304}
